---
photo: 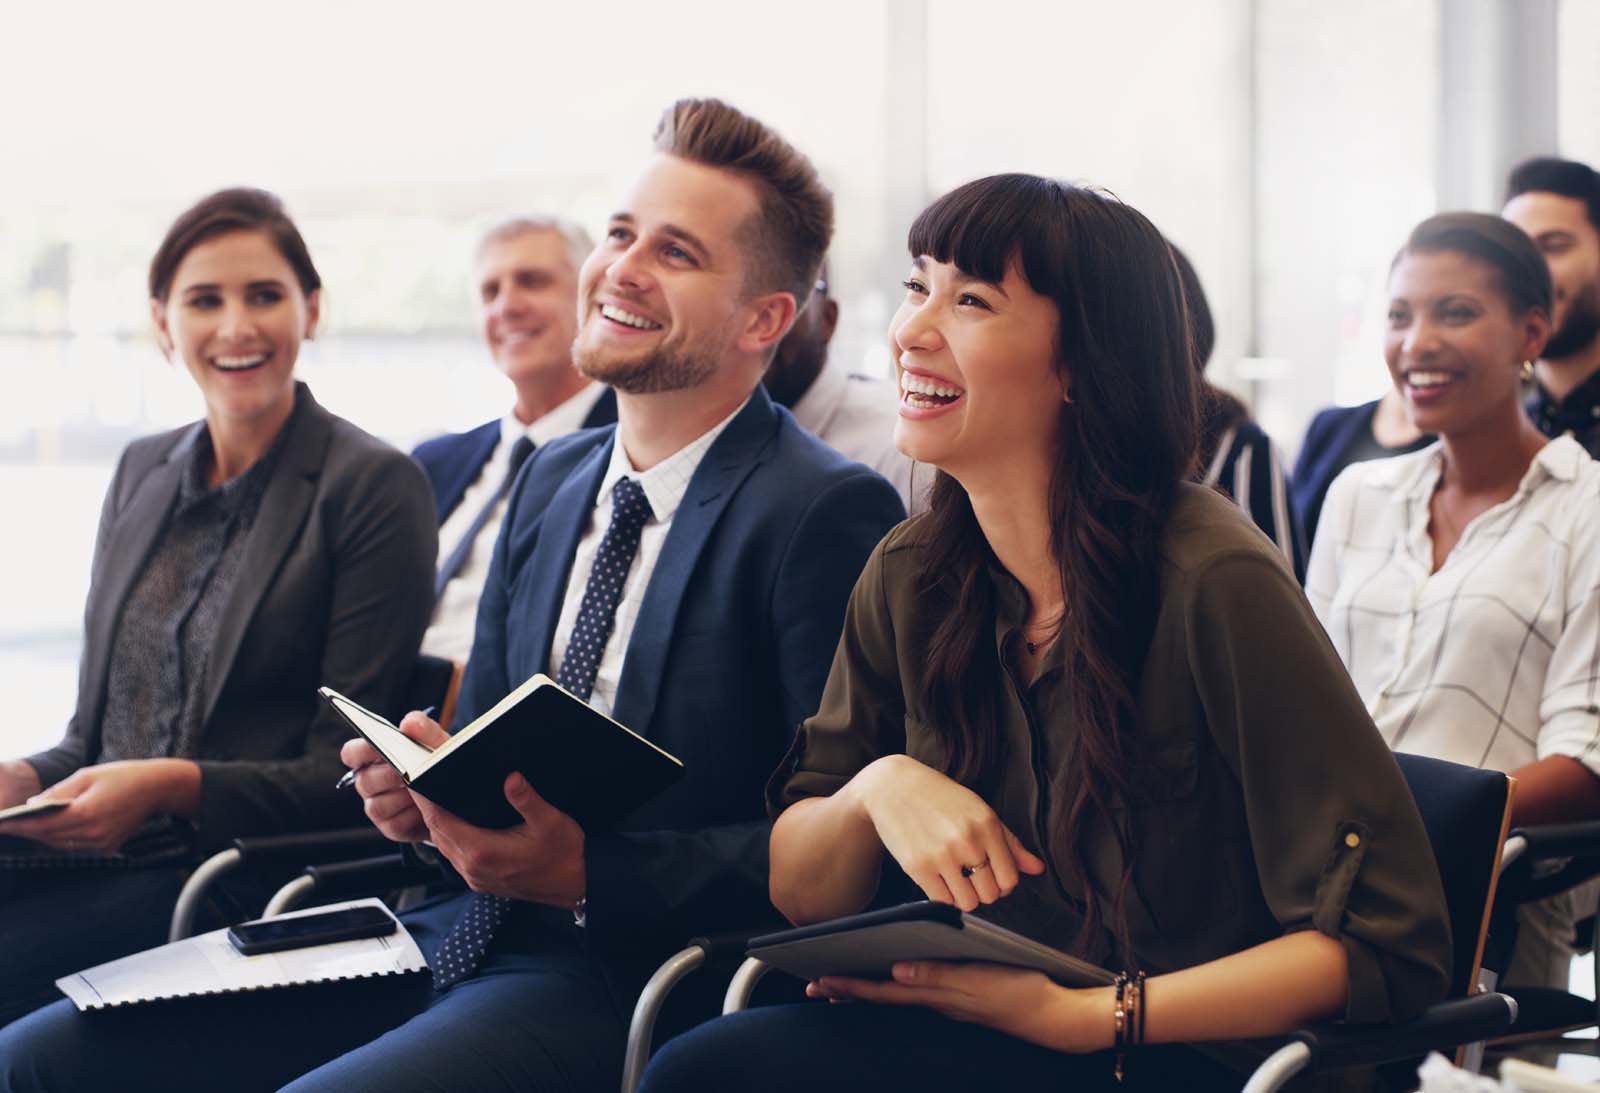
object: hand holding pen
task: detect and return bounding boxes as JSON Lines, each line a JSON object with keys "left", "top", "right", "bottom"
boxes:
{"left": 335, "top": 705, "right": 436, "bottom": 789}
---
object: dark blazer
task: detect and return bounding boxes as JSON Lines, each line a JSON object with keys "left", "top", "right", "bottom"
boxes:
{"left": 412, "top": 388, "right": 618, "bottom": 524}
{"left": 458, "top": 387, "right": 905, "bottom": 969}
{"left": 26, "top": 383, "right": 437, "bottom": 850}
{"left": 1290, "top": 400, "right": 1433, "bottom": 552}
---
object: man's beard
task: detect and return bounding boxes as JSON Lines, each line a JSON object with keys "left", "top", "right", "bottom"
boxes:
{"left": 1545, "top": 282, "right": 1600, "bottom": 360}
{"left": 572, "top": 317, "right": 729, "bottom": 395}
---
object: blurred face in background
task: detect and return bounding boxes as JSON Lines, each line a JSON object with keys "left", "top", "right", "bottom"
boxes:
{"left": 1383, "top": 248, "right": 1548, "bottom": 438}
{"left": 477, "top": 228, "right": 581, "bottom": 385}
{"left": 764, "top": 273, "right": 837, "bottom": 409}
{"left": 151, "top": 229, "right": 317, "bottom": 434}
{"left": 1503, "top": 192, "right": 1600, "bottom": 360}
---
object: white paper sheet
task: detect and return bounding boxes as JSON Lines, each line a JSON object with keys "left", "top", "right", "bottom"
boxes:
{"left": 56, "top": 898, "right": 426, "bottom": 1011}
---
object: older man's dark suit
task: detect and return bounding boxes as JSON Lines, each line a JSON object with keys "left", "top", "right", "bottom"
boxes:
{"left": 411, "top": 388, "right": 617, "bottom": 524}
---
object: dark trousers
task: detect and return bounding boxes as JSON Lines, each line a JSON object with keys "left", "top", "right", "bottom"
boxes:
{"left": 0, "top": 892, "right": 628, "bottom": 1093}
{"left": 638, "top": 1000, "right": 1243, "bottom": 1093}
{"left": 0, "top": 866, "right": 187, "bottom": 1029}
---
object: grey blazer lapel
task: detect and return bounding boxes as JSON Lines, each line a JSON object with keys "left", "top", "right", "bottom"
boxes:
{"left": 611, "top": 393, "right": 777, "bottom": 734}
{"left": 199, "top": 389, "right": 334, "bottom": 727}
{"left": 79, "top": 430, "right": 194, "bottom": 736}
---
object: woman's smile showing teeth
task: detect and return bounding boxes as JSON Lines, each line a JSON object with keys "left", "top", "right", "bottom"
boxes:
{"left": 212, "top": 353, "right": 268, "bottom": 372}
{"left": 599, "top": 303, "right": 663, "bottom": 331}
{"left": 1402, "top": 369, "right": 1461, "bottom": 403}
{"left": 899, "top": 370, "right": 965, "bottom": 410}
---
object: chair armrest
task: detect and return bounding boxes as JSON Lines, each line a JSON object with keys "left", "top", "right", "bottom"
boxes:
{"left": 683, "top": 929, "right": 773, "bottom": 963}
{"left": 229, "top": 827, "right": 394, "bottom": 866}
{"left": 1290, "top": 992, "right": 1517, "bottom": 1072}
{"left": 302, "top": 853, "right": 444, "bottom": 901}
{"left": 1500, "top": 823, "right": 1600, "bottom": 903}
{"left": 1508, "top": 822, "right": 1600, "bottom": 861}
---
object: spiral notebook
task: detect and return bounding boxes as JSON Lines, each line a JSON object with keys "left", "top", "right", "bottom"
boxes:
{"left": 55, "top": 899, "right": 426, "bottom": 1011}
{"left": 0, "top": 824, "right": 194, "bottom": 871}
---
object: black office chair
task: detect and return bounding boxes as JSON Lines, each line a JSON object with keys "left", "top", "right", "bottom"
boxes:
{"left": 621, "top": 753, "right": 1519, "bottom": 1093}
{"left": 168, "top": 653, "right": 460, "bottom": 940}
{"left": 1483, "top": 819, "right": 1600, "bottom": 1055}
{"left": 1241, "top": 752, "right": 1518, "bottom": 1091}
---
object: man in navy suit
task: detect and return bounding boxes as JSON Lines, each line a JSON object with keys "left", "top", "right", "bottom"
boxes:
{"left": 0, "top": 99, "right": 905, "bottom": 1093}
{"left": 413, "top": 216, "right": 618, "bottom": 665}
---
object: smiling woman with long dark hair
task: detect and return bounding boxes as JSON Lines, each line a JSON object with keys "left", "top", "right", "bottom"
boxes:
{"left": 639, "top": 175, "right": 1452, "bottom": 1092}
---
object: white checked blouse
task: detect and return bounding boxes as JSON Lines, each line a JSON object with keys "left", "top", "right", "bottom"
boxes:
{"left": 546, "top": 398, "right": 747, "bottom": 718}
{"left": 1306, "top": 436, "right": 1600, "bottom": 776}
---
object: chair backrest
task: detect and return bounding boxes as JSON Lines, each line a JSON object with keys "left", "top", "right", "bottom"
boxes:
{"left": 400, "top": 654, "right": 464, "bottom": 730}
{"left": 1393, "top": 751, "right": 1514, "bottom": 997}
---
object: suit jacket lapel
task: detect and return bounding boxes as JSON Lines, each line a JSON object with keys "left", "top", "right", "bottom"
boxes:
{"left": 79, "top": 429, "right": 193, "bottom": 736}
{"left": 437, "top": 422, "right": 501, "bottom": 523}
{"left": 517, "top": 434, "right": 613, "bottom": 680}
{"left": 582, "top": 387, "right": 619, "bottom": 430}
{"left": 200, "top": 385, "right": 333, "bottom": 727}
{"left": 611, "top": 392, "right": 777, "bottom": 734}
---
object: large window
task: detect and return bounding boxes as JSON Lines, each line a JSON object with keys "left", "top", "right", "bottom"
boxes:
{"left": 0, "top": 0, "right": 1574, "bottom": 758}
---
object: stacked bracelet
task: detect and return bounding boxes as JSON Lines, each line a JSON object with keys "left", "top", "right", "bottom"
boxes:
{"left": 1111, "top": 970, "right": 1148, "bottom": 1083}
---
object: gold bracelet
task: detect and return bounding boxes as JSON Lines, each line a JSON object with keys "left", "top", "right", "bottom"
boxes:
{"left": 1112, "top": 972, "right": 1129, "bottom": 1083}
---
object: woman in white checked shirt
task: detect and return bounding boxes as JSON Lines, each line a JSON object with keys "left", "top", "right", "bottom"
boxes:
{"left": 1307, "top": 212, "right": 1600, "bottom": 989}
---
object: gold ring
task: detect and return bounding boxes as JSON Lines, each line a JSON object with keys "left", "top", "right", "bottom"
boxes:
{"left": 960, "top": 861, "right": 990, "bottom": 878}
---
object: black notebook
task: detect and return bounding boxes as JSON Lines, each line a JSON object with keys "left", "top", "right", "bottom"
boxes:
{"left": 0, "top": 820, "right": 195, "bottom": 871}
{"left": 319, "top": 674, "right": 685, "bottom": 829}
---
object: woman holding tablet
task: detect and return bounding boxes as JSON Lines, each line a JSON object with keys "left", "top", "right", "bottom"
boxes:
{"left": 0, "top": 188, "right": 436, "bottom": 1026}
{"left": 640, "top": 175, "right": 1451, "bottom": 1091}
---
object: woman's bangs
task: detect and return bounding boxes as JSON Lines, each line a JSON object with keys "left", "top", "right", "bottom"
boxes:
{"left": 906, "top": 174, "right": 1050, "bottom": 286}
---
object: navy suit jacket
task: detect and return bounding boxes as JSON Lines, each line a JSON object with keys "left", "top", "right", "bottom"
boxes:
{"left": 412, "top": 388, "right": 617, "bottom": 524}
{"left": 1290, "top": 399, "right": 1433, "bottom": 551}
{"left": 456, "top": 387, "right": 905, "bottom": 979}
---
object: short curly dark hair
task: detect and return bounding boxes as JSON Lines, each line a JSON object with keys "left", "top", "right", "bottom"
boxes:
{"left": 1505, "top": 157, "right": 1600, "bottom": 234}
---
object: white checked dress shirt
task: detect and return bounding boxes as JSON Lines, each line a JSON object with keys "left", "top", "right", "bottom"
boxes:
{"left": 789, "top": 356, "right": 921, "bottom": 512}
{"left": 1306, "top": 436, "right": 1600, "bottom": 777}
{"left": 546, "top": 397, "right": 748, "bottom": 718}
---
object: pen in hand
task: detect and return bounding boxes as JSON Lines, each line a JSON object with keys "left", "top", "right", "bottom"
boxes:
{"left": 336, "top": 705, "right": 436, "bottom": 789}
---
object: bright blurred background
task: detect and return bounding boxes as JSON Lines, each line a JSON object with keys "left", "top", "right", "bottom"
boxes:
{"left": 2, "top": 0, "right": 1597, "bottom": 762}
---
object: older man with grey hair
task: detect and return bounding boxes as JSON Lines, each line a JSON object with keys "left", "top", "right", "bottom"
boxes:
{"left": 414, "top": 217, "right": 618, "bottom": 667}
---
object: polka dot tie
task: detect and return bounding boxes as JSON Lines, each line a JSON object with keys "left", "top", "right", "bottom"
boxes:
{"left": 431, "top": 476, "right": 653, "bottom": 991}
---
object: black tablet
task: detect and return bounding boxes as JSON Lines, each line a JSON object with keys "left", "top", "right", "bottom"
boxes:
{"left": 747, "top": 901, "right": 1113, "bottom": 986}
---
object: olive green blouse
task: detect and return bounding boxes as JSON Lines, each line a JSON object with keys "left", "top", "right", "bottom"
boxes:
{"left": 769, "top": 483, "right": 1452, "bottom": 1027}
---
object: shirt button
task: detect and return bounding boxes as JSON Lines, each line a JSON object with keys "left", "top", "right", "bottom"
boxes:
{"left": 1344, "top": 832, "right": 1361, "bottom": 849}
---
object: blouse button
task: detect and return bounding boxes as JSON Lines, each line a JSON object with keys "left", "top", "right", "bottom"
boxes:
{"left": 1344, "top": 832, "right": 1361, "bottom": 849}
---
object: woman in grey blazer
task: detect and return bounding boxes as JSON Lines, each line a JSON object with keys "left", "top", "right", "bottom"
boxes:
{"left": 0, "top": 189, "right": 437, "bottom": 1026}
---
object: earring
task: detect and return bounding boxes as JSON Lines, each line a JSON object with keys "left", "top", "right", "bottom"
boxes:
{"left": 1521, "top": 360, "right": 1535, "bottom": 381}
